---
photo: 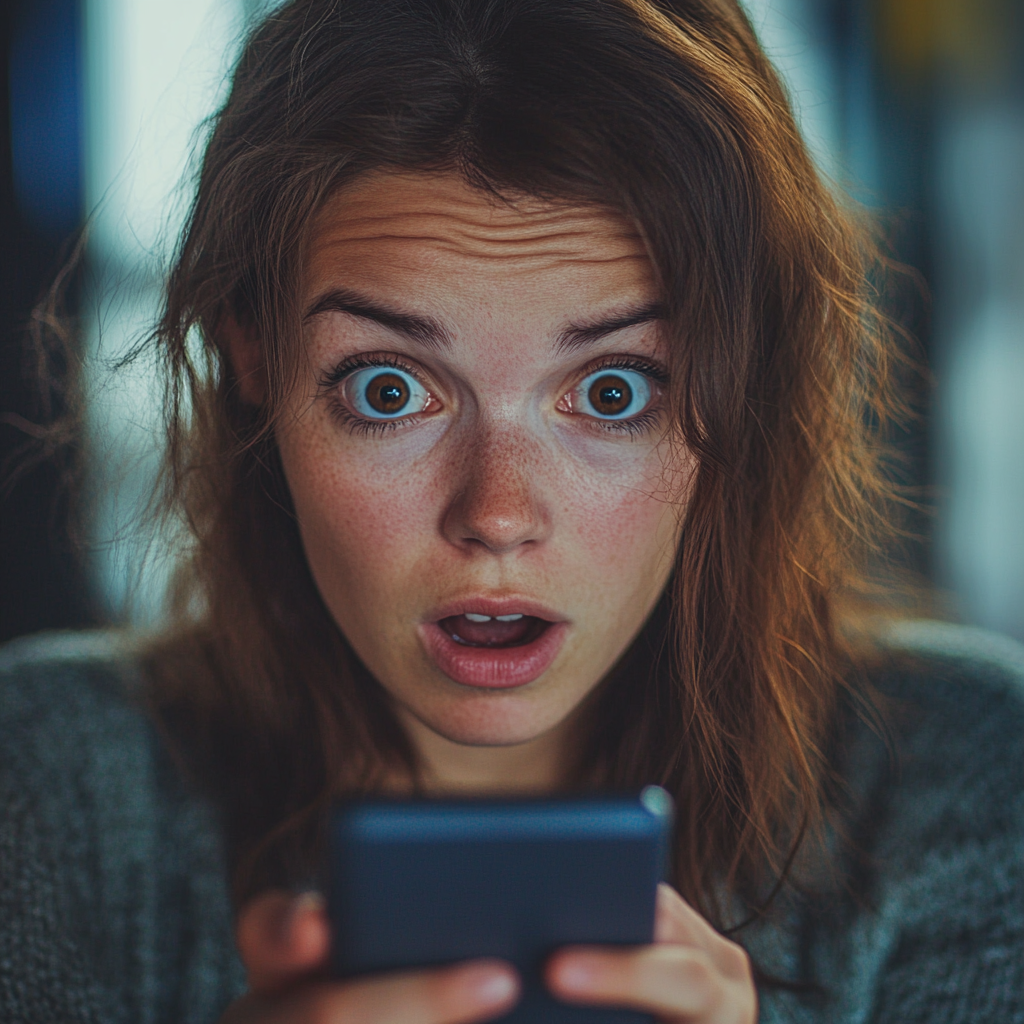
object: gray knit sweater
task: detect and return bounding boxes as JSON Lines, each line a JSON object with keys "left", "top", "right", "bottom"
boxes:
{"left": 0, "top": 623, "right": 1021, "bottom": 1024}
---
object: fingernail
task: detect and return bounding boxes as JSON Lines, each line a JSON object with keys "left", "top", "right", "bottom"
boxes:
{"left": 292, "top": 890, "right": 325, "bottom": 914}
{"left": 467, "top": 966, "right": 517, "bottom": 1005}
{"left": 277, "top": 891, "right": 323, "bottom": 945}
{"left": 556, "top": 959, "right": 596, "bottom": 992}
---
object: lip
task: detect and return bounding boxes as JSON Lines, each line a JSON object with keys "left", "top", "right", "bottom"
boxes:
{"left": 425, "top": 596, "right": 567, "bottom": 624}
{"left": 419, "top": 597, "right": 570, "bottom": 689}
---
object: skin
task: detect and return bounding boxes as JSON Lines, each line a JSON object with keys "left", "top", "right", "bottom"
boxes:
{"left": 224, "top": 172, "right": 755, "bottom": 1023}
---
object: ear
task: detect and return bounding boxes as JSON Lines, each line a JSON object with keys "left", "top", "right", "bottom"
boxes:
{"left": 221, "top": 311, "right": 267, "bottom": 406}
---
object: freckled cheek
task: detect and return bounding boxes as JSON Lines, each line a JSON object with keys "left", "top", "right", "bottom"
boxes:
{"left": 557, "top": 455, "right": 680, "bottom": 581}
{"left": 280, "top": 437, "right": 443, "bottom": 617}
{"left": 565, "top": 499, "right": 677, "bottom": 629}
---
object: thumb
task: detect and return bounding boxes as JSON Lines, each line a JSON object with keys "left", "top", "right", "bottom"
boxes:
{"left": 236, "top": 890, "right": 331, "bottom": 996}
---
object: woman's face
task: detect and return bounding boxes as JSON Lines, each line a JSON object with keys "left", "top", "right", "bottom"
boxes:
{"left": 274, "top": 173, "right": 692, "bottom": 779}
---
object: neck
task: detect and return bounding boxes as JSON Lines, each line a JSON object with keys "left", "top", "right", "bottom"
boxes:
{"left": 393, "top": 706, "right": 571, "bottom": 796}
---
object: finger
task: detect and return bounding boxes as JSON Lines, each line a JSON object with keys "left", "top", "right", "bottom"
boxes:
{"left": 329, "top": 959, "right": 518, "bottom": 1024}
{"left": 235, "top": 959, "right": 519, "bottom": 1024}
{"left": 547, "top": 945, "right": 755, "bottom": 1023}
{"left": 236, "top": 890, "right": 331, "bottom": 995}
{"left": 653, "top": 886, "right": 752, "bottom": 984}
{"left": 654, "top": 884, "right": 717, "bottom": 948}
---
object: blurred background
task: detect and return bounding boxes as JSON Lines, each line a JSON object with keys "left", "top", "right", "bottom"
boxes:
{"left": 2, "top": 0, "right": 1023, "bottom": 643}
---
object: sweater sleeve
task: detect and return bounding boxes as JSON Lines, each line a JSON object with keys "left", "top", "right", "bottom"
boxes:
{"left": 862, "top": 624, "right": 1024, "bottom": 1024}
{"left": 0, "top": 632, "right": 246, "bottom": 1024}
{"left": 753, "top": 623, "right": 1024, "bottom": 1024}
{"left": 865, "top": 835, "right": 1023, "bottom": 1023}
{"left": 0, "top": 774, "right": 110, "bottom": 1023}
{"left": 815, "top": 623, "right": 1024, "bottom": 1024}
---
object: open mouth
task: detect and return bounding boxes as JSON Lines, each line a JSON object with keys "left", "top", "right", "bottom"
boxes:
{"left": 438, "top": 613, "right": 550, "bottom": 648}
{"left": 420, "top": 604, "right": 569, "bottom": 689}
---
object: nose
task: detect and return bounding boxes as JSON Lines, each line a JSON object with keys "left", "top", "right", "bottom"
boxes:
{"left": 441, "top": 426, "right": 550, "bottom": 554}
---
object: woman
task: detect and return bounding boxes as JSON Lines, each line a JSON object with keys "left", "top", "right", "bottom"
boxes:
{"left": 1, "top": 1, "right": 1022, "bottom": 1022}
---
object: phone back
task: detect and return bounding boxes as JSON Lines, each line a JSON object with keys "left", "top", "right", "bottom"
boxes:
{"left": 329, "top": 789, "right": 672, "bottom": 1024}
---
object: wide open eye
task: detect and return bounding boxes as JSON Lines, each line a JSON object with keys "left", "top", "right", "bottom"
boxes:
{"left": 342, "top": 366, "right": 432, "bottom": 419}
{"left": 573, "top": 368, "right": 653, "bottom": 420}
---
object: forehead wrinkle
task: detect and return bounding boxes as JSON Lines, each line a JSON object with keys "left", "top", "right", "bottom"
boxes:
{"left": 326, "top": 199, "right": 629, "bottom": 231}
{"left": 316, "top": 226, "right": 642, "bottom": 253}
{"left": 316, "top": 207, "right": 644, "bottom": 252}
{"left": 315, "top": 234, "right": 649, "bottom": 270}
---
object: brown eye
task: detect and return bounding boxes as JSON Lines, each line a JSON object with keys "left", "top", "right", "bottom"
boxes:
{"left": 343, "top": 365, "right": 431, "bottom": 420}
{"left": 588, "top": 373, "right": 633, "bottom": 416}
{"left": 569, "top": 367, "right": 654, "bottom": 422}
{"left": 364, "top": 371, "right": 410, "bottom": 414}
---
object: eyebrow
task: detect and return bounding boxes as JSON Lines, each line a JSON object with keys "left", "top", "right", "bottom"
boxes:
{"left": 555, "top": 302, "right": 665, "bottom": 353}
{"left": 304, "top": 288, "right": 664, "bottom": 354}
{"left": 303, "top": 288, "right": 454, "bottom": 352}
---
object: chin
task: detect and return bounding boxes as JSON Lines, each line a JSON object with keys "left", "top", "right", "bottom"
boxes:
{"left": 412, "top": 690, "right": 566, "bottom": 748}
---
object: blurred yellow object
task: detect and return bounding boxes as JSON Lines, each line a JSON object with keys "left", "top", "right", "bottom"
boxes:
{"left": 879, "top": 0, "right": 1010, "bottom": 82}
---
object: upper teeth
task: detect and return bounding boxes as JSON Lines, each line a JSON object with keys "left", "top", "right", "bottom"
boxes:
{"left": 464, "top": 613, "right": 524, "bottom": 623}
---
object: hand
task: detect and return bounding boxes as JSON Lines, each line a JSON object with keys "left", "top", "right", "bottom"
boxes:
{"left": 221, "top": 890, "right": 519, "bottom": 1024}
{"left": 546, "top": 883, "right": 756, "bottom": 1024}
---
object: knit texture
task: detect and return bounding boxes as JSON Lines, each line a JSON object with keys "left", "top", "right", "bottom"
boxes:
{"left": 1, "top": 623, "right": 1022, "bottom": 1023}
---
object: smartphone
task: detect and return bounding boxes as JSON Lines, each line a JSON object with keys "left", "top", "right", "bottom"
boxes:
{"left": 328, "top": 787, "right": 673, "bottom": 1024}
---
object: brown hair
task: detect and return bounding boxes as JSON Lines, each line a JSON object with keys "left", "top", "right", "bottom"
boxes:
{"left": 142, "top": 0, "right": 909, "bottom": 924}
